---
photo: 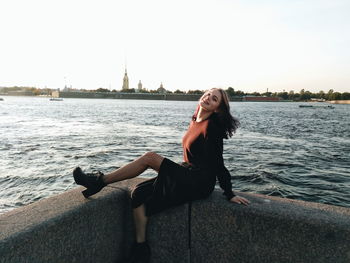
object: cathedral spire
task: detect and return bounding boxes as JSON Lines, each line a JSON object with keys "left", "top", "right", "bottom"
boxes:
{"left": 122, "top": 66, "right": 129, "bottom": 90}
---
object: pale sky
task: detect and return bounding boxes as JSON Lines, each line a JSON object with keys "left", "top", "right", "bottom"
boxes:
{"left": 0, "top": 0, "right": 349, "bottom": 93}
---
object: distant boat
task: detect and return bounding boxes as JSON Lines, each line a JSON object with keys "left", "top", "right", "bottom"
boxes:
{"left": 299, "top": 105, "right": 313, "bottom": 108}
{"left": 299, "top": 105, "right": 334, "bottom": 109}
{"left": 49, "top": 98, "right": 63, "bottom": 101}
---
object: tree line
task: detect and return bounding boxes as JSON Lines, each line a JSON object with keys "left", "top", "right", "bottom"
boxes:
{"left": 224, "top": 87, "right": 350, "bottom": 101}
{"left": 78, "top": 87, "right": 350, "bottom": 101}
{"left": 1, "top": 86, "right": 349, "bottom": 101}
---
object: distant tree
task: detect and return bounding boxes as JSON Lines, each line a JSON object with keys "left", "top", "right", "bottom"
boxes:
{"left": 277, "top": 92, "right": 288, "bottom": 100}
{"left": 226, "top": 87, "right": 235, "bottom": 97}
{"left": 292, "top": 91, "right": 301, "bottom": 101}
{"left": 96, "top": 88, "right": 110, "bottom": 93}
{"left": 123, "top": 88, "right": 135, "bottom": 93}
{"left": 325, "top": 89, "right": 334, "bottom": 100}
{"left": 316, "top": 90, "right": 326, "bottom": 99}
{"left": 138, "top": 88, "right": 149, "bottom": 93}
{"left": 288, "top": 90, "right": 294, "bottom": 98}
{"left": 261, "top": 92, "right": 272, "bottom": 97}
{"left": 330, "top": 92, "right": 342, "bottom": 100}
{"left": 341, "top": 92, "right": 350, "bottom": 100}
{"left": 252, "top": 92, "right": 261, "bottom": 96}
{"left": 298, "top": 89, "right": 312, "bottom": 101}
{"left": 234, "top": 90, "right": 245, "bottom": 97}
{"left": 174, "top": 89, "right": 185, "bottom": 94}
{"left": 187, "top": 90, "right": 204, "bottom": 95}
{"left": 303, "top": 91, "right": 312, "bottom": 100}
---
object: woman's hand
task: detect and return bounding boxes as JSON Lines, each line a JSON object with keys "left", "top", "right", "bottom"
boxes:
{"left": 230, "top": 195, "right": 250, "bottom": 206}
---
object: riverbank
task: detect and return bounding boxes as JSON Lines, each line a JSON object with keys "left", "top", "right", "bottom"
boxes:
{"left": 2, "top": 91, "right": 284, "bottom": 102}
{"left": 3, "top": 91, "right": 349, "bottom": 103}
{"left": 329, "top": 100, "right": 350, "bottom": 104}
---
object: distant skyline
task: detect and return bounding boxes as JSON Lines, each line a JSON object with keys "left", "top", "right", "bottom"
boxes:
{"left": 0, "top": 0, "right": 349, "bottom": 93}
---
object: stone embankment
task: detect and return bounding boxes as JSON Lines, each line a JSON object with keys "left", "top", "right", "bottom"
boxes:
{"left": 54, "top": 91, "right": 244, "bottom": 101}
{"left": 1, "top": 178, "right": 350, "bottom": 263}
{"left": 57, "top": 91, "right": 203, "bottom": 101}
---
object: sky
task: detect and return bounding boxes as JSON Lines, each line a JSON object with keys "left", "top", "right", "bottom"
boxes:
{"left": 0, "top": 0, "right": 349, "bottom": 93}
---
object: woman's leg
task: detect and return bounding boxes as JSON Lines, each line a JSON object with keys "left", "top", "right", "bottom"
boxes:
{"left": 133, "top": 204, "right": 148, "bottom": 243}
{"left": 103, "top": 152, "right": 164, "bottom": 184}
{"left": 127, "top": 204, "right": 151, "bottom": 262}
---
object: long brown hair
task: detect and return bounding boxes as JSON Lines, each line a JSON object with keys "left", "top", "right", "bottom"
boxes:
{"left": 215, "top": 88, "right": 240, "bottom": 138}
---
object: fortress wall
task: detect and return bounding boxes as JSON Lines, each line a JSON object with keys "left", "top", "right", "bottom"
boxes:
{"left": 58, "top": 92, "right": 203, "bottom": 101}
{"left": 1, "top": 178, "right": 349, "bottom": 263}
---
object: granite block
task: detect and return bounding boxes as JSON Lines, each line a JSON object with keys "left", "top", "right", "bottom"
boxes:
{"left": 0, "top": 184, "right": 130, "bottom": 263}
{"left": 114, "top": 177, "right": 190, "bottom": 263}
{"left": 2, "top": 177, "right": 350, "bottom": 263}
{"left": 190, "top": 191, "right": 350, "bottom": 263}
{"left": 147, "top": 204, "right": 189, "bottom": 263}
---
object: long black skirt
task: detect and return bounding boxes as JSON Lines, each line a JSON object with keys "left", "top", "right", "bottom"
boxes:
{"left": 131, "top": 158, "right": 212, "bottom": 216}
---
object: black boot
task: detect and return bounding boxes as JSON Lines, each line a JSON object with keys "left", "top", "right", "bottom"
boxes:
{"left": 73, "top": 167, "right": 107, "bottom": 198}
{"left": 125, "top": 242, "right": 151, "bottom": 263}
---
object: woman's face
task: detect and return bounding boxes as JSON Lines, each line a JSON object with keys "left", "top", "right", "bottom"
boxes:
{"left": 199, "top": 89, "right": 222, "bottom": 112}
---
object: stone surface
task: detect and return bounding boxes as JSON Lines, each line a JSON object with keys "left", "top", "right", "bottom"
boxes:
{"left": 1, "top": 177, "right": 350, "bottom": 263}
{"left": 0, "top": 183, "right": 130, "bottom": 263}
{"left": 190, "top": 191, "right": 350, "bottom": 263}
{"left": 147, "top": 204, "right": 189, "bottom": 263}
{"left": 114, "top": 177, "right": 190, "bottom": 263}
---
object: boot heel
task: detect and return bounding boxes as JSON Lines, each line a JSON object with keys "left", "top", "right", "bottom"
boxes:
{"left": 82, "top": 188, "right": 98, "bottom": 198}
{"left": 73, "top": 167, "right": 106, "bottom": 198}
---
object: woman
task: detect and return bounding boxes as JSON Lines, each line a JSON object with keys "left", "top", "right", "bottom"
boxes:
{"left": 73, "top": 88, "right": 250, "bottom": 263}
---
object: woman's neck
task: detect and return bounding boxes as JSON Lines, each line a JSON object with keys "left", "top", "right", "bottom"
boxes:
{"left": 196, "top": 107, "right": 213, "bottom": 122}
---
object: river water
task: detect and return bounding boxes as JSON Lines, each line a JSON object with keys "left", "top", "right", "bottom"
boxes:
{"left": 0, "top": 96, "right": 349, "bottom": 214}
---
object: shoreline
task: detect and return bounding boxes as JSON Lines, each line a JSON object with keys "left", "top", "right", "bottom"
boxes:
{"left": 3, "top": 92, "right": 349, "bottom": 103}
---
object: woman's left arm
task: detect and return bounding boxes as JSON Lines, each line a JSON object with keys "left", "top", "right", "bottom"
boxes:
{"left": 207, "top": 122, "right": 250, "bottom": 205}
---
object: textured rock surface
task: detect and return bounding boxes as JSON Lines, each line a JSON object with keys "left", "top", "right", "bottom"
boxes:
{"left": 115, "top": 178, "right": 190, "bottom": 263}
{"left": 1, "top": 177, "right": 349, "bottom": 263}
{"left": 191, "top": 191, "right": 350, "bottom": 263}
{"left": 0, "top": 184, "right": 130, "bottom": 263}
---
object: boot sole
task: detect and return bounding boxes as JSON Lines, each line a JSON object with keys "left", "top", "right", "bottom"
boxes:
{"left": 82, "top": 188, "right": 101, "bottom": 198}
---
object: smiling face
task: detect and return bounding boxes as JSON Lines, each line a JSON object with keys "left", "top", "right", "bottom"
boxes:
{"left": 199, "top": 88, "right": 222, "bottom": 113}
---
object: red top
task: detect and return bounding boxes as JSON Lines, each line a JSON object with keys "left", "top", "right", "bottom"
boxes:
{"left": 182, "top": 114, "right": 235, "bottom": 200}
{"left": 183, "top": 119, "right": 209, "bottom": 164}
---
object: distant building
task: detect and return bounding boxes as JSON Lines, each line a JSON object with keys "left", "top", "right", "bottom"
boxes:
{"left": 122, "top": 68, "right": 129, "bottom": 90}
{"left": 62, "top": 85, "right": 74, "bottom": 92}
{"left": 310, "top": 98, "right": 326, "bottom": 102}
{"left": 138, "top": 80, "right": 143, "bottom": 92}
{"left": 51, "top": 90, "right": 60, "bottom": 98}
{"left": 157, "top": 82, "right": 166, "bottom": 94}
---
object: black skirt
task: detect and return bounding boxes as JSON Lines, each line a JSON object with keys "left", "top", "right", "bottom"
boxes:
{"left": 131, "top": 158, "right": 212, "bottom": 216}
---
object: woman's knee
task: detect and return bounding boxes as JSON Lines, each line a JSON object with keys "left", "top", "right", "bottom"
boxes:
{"left": 143, "top": 151, "right": 157, "bottom": 159}
{"left": 142, "top": 151, "right": 158, "bottom": 163}
{"left": 141, "top": 151, "right": 163, "bottom": 170}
